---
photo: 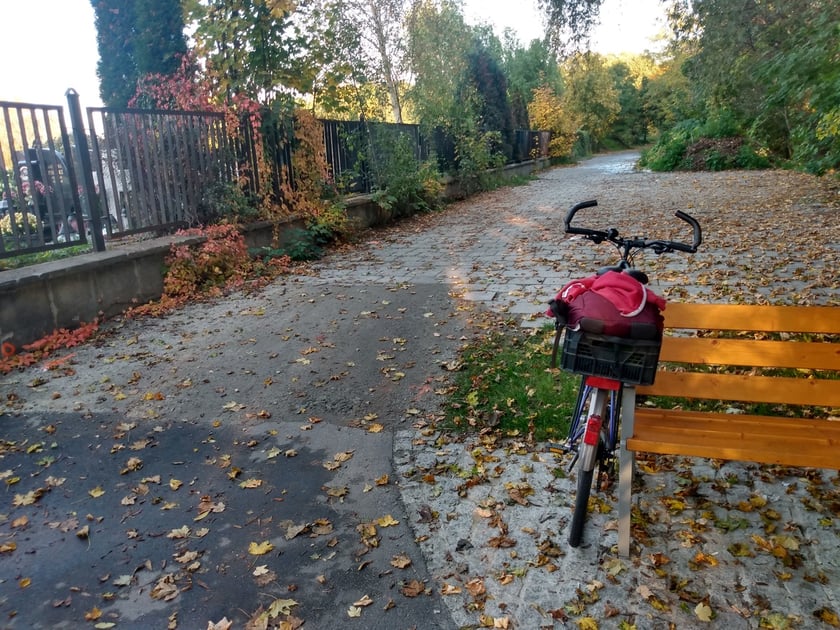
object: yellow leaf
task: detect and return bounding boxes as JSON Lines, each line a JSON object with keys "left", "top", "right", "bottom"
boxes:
{"left": 375, "top": 474, "right": 389, "bottom": 486}
{"left": 575, "top": 617, "right": 598, "bottom": 629}
{"left": 376, "top": 514, "right": 399, "bottom": 527}
{"left": 695, "top": 602, "right": 713, "bottom": 622}
{"left": 347, "top": 606, "right": 362, "bottom": 618}
{"left": 248, "top": 541, "right": 274, "bottom": 555}
{"left": 12, "top": 514, "right": 29, "bottom": 529}
{"left": 266, "top": 598, "right": 298, "bottom": 617}
{"left": 0, "top": 542, "right": 17, "bottom": 553}
{"left": 167, "top": 525, "right": 191, "bottom": 539}
{"left": 84, "top": 606, "right": 101, "bottom": 620}
{"left": 89, "top": 486, "right": 105, "bottom": 498}
{"left": 19, "top": 577, "right": 32, "bottom": 588}
{"left": 368, "top": 423, "right": 384, "bottom": 433}
{"left": 239, "top": 478, "right": 263, "bottom": 489}
{"left": 169, "top": 479, "right": 183, "bottom": 491}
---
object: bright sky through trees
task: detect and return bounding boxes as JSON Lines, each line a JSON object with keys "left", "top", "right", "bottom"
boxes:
{"left": 2, "top": 0, "right": 666, "bottom": 108}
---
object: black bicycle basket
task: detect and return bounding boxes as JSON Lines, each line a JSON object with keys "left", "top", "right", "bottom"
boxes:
{"left": 561, "top": 329, "right": 661, "bottom": 386}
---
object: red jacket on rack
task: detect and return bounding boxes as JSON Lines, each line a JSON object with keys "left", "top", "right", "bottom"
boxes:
{"left": 546, "top": 271, "right": 665, "bottom": 339}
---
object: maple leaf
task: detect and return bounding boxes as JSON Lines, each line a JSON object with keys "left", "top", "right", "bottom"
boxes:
{"left": 376, "top": 514, "right": 399, "bottom": 527}
{"left": 400, "top": 579, "right": 425, "bottom": 597}
{"left": 248, "top": 541, "right": 274, "bottom": 555}
{"left": 695, "top": 602, "right": 714, "bottom": 622}
{"left": 167, "top": 525, "right": 191, "bottom": 539}
{"left": 391, "top": 554, "right": 412, "bottom": 569}
{"left": 85, "top": 606, "right": 102, "bottom": 621}
{"left": 151, "top": 574, "right": 180, "bottom": 601}
{"left": 266, "top": 598, "right": 298, "bottom": 617}
{"left": 239, "top": 478, "right": 263, "bottom": 489}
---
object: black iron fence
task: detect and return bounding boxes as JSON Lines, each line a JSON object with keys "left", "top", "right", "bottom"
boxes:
{"left": 86, "top": 107, "right": 236, "bottom": 236}
{"left": 1, "top": 94, "right": 550, "bottom": 259}
{"left": 0, "top": 100, "right": 88, "bottom": 256}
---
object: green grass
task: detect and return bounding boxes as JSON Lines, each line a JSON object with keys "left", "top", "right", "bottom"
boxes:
{"left": 443, "top": 321, "right": 580, "bottom": 441}
{"left": 0, "top": 244, "right": 92, "bottom": 271}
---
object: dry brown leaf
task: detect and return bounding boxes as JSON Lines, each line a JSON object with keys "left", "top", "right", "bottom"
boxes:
{"left": 401, "top": 579, "right": 425, "bottom": 597}
{"left": 390, "top": 554, "right": 412, "bottom": 569}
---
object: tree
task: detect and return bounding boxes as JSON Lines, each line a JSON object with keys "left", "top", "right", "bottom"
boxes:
{"left": 404, "top": 0, "right": 473, "bottom": 127}
{"left": 538, "top": 0, "right": 604, "bottom": 53}
{"left": 528, "top": 85, "right": 579, "bottom": 157}
{"left": 562, "top": 52, "right": 620, "bottom": 150}
{"left": 91, "top": 0, "right": 187, "bottom": 107}
{"left": 337, "top": 0, "right": 409, "bottom": 122}
{"left": 503, "top": 37, "right": 563, "bottom": 130}
{"left": 667, "top": 0, "right": 840, "bottom": 172}
{"left": 91, "top": 0, "right": 137, "bottom": 107}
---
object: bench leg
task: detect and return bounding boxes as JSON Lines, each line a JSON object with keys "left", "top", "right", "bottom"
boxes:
{"left": 618, "top": 385, "right": 636, "bottom": 557}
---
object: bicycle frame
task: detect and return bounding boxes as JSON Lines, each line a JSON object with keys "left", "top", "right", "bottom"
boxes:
{"left": 565, "top": 376, "right": 621, "bottom": 469}
{"left": 554, "top": 199, "right": 702, "bottom": 549}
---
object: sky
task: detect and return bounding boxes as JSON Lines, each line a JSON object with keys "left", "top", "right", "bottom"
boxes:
{"left": 1, "top": 0, "right": 667, "bottom": 109}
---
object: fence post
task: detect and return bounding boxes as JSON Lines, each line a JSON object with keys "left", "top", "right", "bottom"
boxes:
{"left": 66, "top": 89, "right": 106, "bottom": 252}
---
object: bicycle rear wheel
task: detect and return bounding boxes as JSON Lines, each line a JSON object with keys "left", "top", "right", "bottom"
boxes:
{"left": 568, "top": 387, "right": 609, "bottom": 547}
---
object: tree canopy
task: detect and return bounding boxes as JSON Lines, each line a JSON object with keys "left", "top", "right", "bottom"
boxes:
{"left": 88, "top": 0, "right": 840, "bottom": 173}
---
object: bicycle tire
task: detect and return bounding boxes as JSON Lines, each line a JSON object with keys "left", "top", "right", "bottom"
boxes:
{"left": 567, "top": 385, "right": 610, "bottom": 547}
{"left": 569, "top": 452, "right": 595, "bottom": 547}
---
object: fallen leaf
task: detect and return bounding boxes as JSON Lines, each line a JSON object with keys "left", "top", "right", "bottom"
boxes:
{"left": 353, "top": 595, "right": 374, "bottom": 607}
{"left": 391, "top": 554, "right": 412, "bottom": 569}
{"left": 266, "top": 598, "right": 298, "bottom": 617}
{"left": 401, "top": 579, "right": 425, "bottom": 597}
{"left": 347, "top": 606, "right": 362, "bottom": 618}
{"left": 85, "top": 606, "right": 102, "bottom": 621}
{"left": 239, "top": 478, "right": 263, "bottom": 489}
{"left": 376, "top": 514, "right": 399, "bottom": 527}
{"left": 151, "top": 574, "right": 179, "bottom": 601}
{"left": 695, "top": 602, "right": 714, "bottom": 622}
{"left": 88, "top": 486, "right": 105, "bottom": 498}
{"left": 249, "top": 541, "right": 274, "bottom": 555}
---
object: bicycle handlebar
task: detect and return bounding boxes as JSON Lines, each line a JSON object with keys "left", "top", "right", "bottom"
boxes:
{"left": 564, "top": 200, "right": 702, "bottom": 254}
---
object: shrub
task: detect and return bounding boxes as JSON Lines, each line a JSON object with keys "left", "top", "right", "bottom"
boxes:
{"left": 0, "top": 210, "right": 39, "bottom": 236}
{"left": 163, "top": 223, "right": 250, "bottom": 299}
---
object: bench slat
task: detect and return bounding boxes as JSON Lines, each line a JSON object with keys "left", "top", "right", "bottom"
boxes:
{"left": 637, "top": 371, "right": 840, "bottom": 407}
{"left": 628, "top": 409, "right": 840, "bottom": 469}
{"left": 663, "top": 303, "right": 840, "bottom": 334}
{"left": 658, "top": 337, "right": 840, "bottom": 370}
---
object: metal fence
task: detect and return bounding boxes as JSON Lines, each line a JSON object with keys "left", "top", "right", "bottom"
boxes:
{"left": 86, "top": 107, "right": 236, "bottom": 237}
{"left": 1, "top": 94, "right": 551, "bottom": 260}
{"left": 0, "top": 100, "right": 87, "bottom": 257}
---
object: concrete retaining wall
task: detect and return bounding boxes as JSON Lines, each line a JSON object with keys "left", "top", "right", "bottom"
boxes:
{"left": 0, "top": 159, "right": 548, "bottom": 349}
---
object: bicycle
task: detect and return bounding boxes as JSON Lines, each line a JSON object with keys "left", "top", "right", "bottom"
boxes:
{"left": 547, "top": 199, "right": 702, "bottom": 548}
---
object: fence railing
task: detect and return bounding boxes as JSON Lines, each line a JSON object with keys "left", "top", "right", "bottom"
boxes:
{"left": 1, "top": 94, "right": 551, "bottom": 260}
{"left": 86, "top": 107, "right": 236, "bottom": 238}
{"left": 0, "top": 100, "right": 87, "bottom": 257}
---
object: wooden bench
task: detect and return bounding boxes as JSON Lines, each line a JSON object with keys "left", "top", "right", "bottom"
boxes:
{"left": 616, "top": 303, "right": 840, "bottom": 557}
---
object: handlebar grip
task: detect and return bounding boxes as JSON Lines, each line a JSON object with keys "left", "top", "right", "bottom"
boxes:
{"left": 674, "top": 210, "right": 703, "bottom": 251}
{"left": 564, "top": 199, "right": 598, "bottom": 235}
